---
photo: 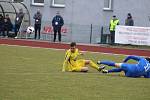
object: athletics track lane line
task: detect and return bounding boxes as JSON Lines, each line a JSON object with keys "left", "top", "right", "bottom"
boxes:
{"left": 0, "top": 38, "right": 150, "bottom": 56}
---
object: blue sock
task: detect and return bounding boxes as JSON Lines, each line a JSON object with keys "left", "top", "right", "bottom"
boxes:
{"left": 100, "top": 60, "right": 115, "bottom": 66}
{"left": 108, "top": 68, "right": 123, "bottom": 73}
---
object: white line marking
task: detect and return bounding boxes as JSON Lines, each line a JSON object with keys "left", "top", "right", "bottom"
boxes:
{"left": 0, "top": 44, "right": 129, "bottom": 56}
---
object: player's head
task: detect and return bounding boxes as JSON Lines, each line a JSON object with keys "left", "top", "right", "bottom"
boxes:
{"left": 145, "top": 57, "right": 150, "bottom": 63}
{"left": 70, "top": 42, "right": 76, "bottom": 53}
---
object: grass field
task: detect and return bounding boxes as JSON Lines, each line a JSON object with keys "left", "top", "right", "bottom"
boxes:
{"left": 0, "top": 45, "right": 150, "bottom": 100}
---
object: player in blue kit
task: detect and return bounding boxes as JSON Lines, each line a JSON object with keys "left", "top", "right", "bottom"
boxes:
{"left": 97, "top": 56, "right": 150, "bottom": 78}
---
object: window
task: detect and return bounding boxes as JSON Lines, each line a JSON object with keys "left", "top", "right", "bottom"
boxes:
{"left": 51, "top": 0, "right": 65, "bottom": 8}
{"left": 103, "top": 0, "right": 113, "bottom": 10}
{"left": 31, "top": 0, "right": 44, "bottom": 6}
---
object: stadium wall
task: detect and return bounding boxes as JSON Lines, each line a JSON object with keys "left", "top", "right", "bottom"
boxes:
{"left": 21, "top": 0, "right": 150, "bottom": 43}
{"left": 23, "top": 0, "right": 150, "bottom": 27}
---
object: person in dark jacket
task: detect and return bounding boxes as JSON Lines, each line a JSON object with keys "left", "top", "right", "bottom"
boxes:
{"left": 52, "top": 11, "right": 64, "bottom": 42}
{"left": 14, "top": 8, "right": 24, "bottom": 38}
{"left": 0, "top": 14, "right": 4, "bottom": 37}
{"left": 125, "top": 13, "right": 134, "bottom": 26}
{"left": 3, "top": 14, "right": 13, "bottom": 37}
{"left": 33, "top": 9, "right": 42, "bottom": 39}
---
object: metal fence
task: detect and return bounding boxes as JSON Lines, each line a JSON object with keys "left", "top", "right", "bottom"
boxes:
{"left": 18, "top": 24, "right": 102, "bottom": 43}
{"left": 17, "top": 20, "right": 111, "bottom": 44}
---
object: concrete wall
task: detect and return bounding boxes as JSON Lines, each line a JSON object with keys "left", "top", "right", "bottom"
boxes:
{"left": 22, "top": 0, "right": 150, "bottom": 43}
{"left": 23, "top": 0, "right": 150, "bottom": 27}
{"left": 113, "top": 0, "right": 150, "bottom": 27}
{"left": 23, "top": 0, "right": 103, "bottom": 26}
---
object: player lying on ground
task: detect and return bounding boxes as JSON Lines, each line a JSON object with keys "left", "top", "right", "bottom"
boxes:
{"left": 97, "top": 56, "right": 150, "bottom": 78}
{"left": 62, "top": 42, "right": 104, "bottom": 72}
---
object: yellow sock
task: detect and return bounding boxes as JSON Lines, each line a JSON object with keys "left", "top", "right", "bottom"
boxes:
{"left": 89, "top": 60, "right": 99, "bottom": 70}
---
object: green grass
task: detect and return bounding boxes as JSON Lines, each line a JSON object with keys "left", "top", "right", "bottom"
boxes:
{"left": 0, "top": 45, "right": 150, "bottom": 100}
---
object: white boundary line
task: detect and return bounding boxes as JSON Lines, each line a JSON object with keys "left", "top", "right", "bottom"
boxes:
{"left": 0, "top": 44, "right": 128, "bottom": 56}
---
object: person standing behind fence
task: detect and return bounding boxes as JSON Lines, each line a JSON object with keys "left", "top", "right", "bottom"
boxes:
{"left": 4, "top": 14, "right": 13, "bottom": 37}
{"left": 33, "top": 9, "right": 42, "bottom": 39}
{"left": 14, "top": 8, "right": 24, "bottom": 38}
{"left": 109, "top": 15, "right": 119, "bottom": 45}
{"left": 0, "top": 14, "right": 4, "bottom": 37}
{"left": 125, "top": 13, "right": 134, "bottom": 26}
{"left": 52, "top": 11, "right": 64, "bottom": 42}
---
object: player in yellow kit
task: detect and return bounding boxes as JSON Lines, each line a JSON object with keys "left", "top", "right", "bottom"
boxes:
{"left": 62, "top": 42, "right": 104, "bottom": 72}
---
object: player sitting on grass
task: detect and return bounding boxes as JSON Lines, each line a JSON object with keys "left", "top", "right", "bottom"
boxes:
{"left": 97, "top": 56, "right": 150, "bottom": 78}
{"left": 62, "top": 42, "right": 104, "bottom": 72}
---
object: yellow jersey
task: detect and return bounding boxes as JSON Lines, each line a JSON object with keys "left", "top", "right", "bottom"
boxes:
{"left": 62, "top": 48, "right": 85, "bottom": 72}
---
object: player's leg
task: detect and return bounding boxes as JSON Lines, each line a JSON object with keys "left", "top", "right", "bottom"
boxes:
{"left": 85, "top": 60, "right": 105, "bottom": 71}
{"left": 102, "top": 68, "right": 125, "bottom": 77}
{"left": 72, "top": 66, "right": 88, "bottom": 72}
{"left": 102, "top": 63, "right": 124, "bottom": 73}
{"left": 72, "top": 60, "right": 88, "bottom": 72}
{"left": 97, "top": 60, "right": 130, "bottom": 73}
{"left": 104, "top": 68, "right": 123, "bottom": 73}
{"left": 97, "top": 60, "right": 121, "bottom": 68}
{"left": 81, "top": 67, "right": 89, "bottom": 72}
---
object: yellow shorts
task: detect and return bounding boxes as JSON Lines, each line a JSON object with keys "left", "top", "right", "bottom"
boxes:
{"left": 71, "top": 59, "right": 86, "bottom": 72}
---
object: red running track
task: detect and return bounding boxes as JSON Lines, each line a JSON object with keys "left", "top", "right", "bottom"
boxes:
{"left": 0, "top": 38, "right": 150, "bottom": 56}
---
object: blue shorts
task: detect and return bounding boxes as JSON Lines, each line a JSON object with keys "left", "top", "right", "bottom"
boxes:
{"left": 120, "top": 63, "right": 140, "bottom": 77}
{"left": 121, "top": 63, "right": 136, "bottom": 71}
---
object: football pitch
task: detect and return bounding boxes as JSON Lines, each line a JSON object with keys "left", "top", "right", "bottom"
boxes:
{"left": 0, "top": 45, "right": 150, "bottom": 100}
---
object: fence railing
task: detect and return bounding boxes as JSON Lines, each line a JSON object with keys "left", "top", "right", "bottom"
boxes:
{"left": 17, "top": 21, "right": 111, "bottom": 44}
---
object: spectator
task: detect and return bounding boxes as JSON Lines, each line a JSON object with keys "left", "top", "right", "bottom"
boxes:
{"left": 52, "top": 11, "right": 64, "bottom": 42}
{"left": 4, "top": 14, "right": 13, "bottom": 37}
{"left": 14, "top": 8, "right": 24, "bottom": 38}
{"left": 33, "top": 9, "right": 42, "bottom": 39}
{"left": 0, "top": 14, "right": 4, "bottom": 37}
{"left": 109, "top": 15, "right": 119, "bottom": 44}
{"left": 125, "top": 13, "right": 134, "bottom": 26}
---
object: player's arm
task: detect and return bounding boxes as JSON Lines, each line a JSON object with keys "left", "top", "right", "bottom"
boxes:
{"left": 123, "top": 55, "right": 141, "bottom": 63}
{"left": 62, "top": 51, "right": 70, "bottom": 72}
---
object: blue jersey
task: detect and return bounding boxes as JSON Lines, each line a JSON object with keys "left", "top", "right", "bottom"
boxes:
{"left": 121, "top": 56, "right": 150, "bottom": 78}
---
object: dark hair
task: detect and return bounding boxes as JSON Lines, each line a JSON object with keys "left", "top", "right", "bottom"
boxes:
{"left": 128, "top": 13, "right": 131, "bottom": 16}
{"left": 70, "top": 42, "right": 76, "bottom": 47}
{"left": 145, "top": 57, "right": 150, "bottom": 63}
{"left": 113, "top": 15, "right": 116, "bottom": 18}
{"left": 127, "top": 13, "right": 132, "bottom": 18}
